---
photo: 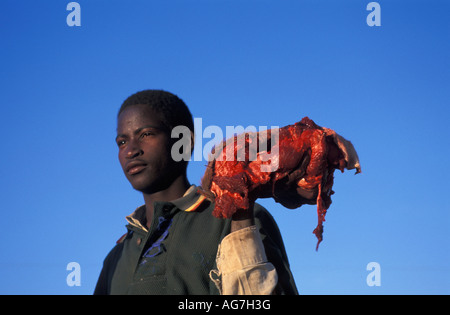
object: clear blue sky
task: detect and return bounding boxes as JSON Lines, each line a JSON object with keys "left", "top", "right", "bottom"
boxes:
{"left": 0, "top": 0, "right": 448, "bottom": 294}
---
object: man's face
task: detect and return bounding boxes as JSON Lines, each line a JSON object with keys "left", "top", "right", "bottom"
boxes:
{"left": 116, "top": 104, "right": 182, "bottom": 194}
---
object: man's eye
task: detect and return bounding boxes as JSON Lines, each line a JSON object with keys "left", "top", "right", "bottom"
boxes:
{"left": 117, "top": 139, "right": 126, "bottom": 147}
{"left": 141, "top": 131, "right": 155, "bottom": 138}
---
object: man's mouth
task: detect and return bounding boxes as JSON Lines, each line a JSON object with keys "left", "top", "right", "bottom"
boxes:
{"left": 126, "top": 161, "right": 147, "bottom": 175}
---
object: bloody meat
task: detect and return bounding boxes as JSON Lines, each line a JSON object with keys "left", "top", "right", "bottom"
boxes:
{"left": 201, "top": 117, "right": 361, "bottom": 250}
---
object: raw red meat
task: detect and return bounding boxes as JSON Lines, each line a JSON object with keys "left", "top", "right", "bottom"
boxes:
{"left": 201, "top": 117, "right": 361, "bottom": 250}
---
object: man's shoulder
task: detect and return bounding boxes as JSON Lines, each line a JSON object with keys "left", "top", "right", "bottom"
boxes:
{"left": 253, "top": 202, "right": 277, "bottom": 225}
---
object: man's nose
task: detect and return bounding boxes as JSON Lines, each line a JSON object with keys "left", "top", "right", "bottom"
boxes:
{"left": 126, "top": 139, "right": 143, "bottom": 158}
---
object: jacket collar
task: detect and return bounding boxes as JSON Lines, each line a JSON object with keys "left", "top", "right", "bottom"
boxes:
{"left": 125, "top": 185, "right": 208, "bottom": 232}
{"left": 170, "top": 185, "right": 207, "bottom": 212}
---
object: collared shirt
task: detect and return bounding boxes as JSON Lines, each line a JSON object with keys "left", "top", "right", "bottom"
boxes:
{"left": 94, "top": 186, "right": 298, "bottom": 295}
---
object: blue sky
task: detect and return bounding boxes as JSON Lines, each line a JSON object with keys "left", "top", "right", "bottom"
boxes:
{"left": 0, "top": 0, "right": 448, "bottom": 294}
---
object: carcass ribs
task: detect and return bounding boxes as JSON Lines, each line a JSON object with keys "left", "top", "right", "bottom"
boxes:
{"left": 201, "top": 117, "right": 361, "bottom": 250}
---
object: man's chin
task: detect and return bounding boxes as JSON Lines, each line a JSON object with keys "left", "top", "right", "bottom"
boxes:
{"left": 128, "top": 177, "right": 153, "bottom": 193}
{"left": 129, "top": 179, "right": 168, "bottom": 195}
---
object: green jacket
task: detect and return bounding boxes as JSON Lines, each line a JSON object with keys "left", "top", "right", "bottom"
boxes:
{"left": 94, "top": 187, "right": 298, "bottom": 295}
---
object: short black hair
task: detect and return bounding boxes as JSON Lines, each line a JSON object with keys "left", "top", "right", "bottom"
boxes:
{"left": 118, "top": 89, "right": 194, "bottom": 134}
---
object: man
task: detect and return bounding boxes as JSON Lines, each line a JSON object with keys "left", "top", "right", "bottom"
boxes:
{"left": 94, "top": 90, "right": 298, "bottom": 295}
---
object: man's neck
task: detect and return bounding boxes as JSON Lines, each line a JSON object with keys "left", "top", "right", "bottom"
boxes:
{"left": 142, "top": 176, "right": 191, "bottom": 229}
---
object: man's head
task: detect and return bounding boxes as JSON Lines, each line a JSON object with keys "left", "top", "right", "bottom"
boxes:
{"left": 116, "top": 90, "right": 194, "bottom": 194}
{"left": 118, "top": 90, "right": 194, "bottom": 134}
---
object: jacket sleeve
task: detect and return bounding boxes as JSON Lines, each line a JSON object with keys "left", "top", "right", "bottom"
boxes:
{"left": 93, "top": 264, "right": 108, "bottom": 295}
{"left": 93, "top": 243, "right": 124, "bottom": 295}
{"left": 209, "top": 204, "right": 298, "bottom": 295}
{"left": 209, "top": 226, "right": 278, "bottom": 295}
{"left": 254, "top": 205, "right": 299, "bottom": 295}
